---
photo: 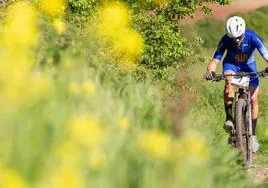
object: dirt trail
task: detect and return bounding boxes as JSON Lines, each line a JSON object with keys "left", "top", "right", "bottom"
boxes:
{"left": 248, "top": 165, "right": 268, "bottom": 182}
{"left": 182, "top": 0, "right": 268, "bottom": 24}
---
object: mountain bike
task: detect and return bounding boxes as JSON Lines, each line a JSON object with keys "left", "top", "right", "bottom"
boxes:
{"left": 208, "top": 70, "right": 267, "bottom": 166}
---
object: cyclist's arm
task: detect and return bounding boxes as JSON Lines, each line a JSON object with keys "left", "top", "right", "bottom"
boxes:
{"left": 207, "top": 36, "right": 227, "bottom": 72}
{"left": 207, "top": 59, "right": 219, "bottom": 72}
{"left": 253, "top": 34, "right": 268, "bottom": 63}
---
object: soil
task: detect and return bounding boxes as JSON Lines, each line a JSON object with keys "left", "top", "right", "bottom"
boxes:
{"left": 248, "top": 165, "right": 268, "bottom": 181}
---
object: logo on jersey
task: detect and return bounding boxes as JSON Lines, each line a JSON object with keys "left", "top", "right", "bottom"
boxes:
{"left": 235, "top": 53, "right": 248, "bottom": 62}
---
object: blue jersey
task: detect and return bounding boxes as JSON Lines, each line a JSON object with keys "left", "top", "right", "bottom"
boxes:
{"left": 213, "top": 30, "right": 268, "bottom": 65}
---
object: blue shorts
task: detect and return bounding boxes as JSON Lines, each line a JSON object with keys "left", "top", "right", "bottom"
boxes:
{"left": 223, "top": 63, "right": 259, "bottom": 88}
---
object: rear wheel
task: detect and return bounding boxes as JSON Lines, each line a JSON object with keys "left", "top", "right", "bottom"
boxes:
{"left": 235, "top": 98, "right": 247, "bottom": 164}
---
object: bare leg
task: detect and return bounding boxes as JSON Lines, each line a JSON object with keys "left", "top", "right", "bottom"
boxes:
{"left": 224, "top": 72, "right": 235, "bottom": 121}
{"left": 250, "top": 87, "right": 259, "bottom": 135}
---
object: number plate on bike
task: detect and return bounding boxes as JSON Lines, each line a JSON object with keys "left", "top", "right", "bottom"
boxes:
{"left": 231, "top": 76, "right": 250, "bottom": 88}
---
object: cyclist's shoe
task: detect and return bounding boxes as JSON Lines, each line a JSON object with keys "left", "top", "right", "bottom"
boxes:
{"left": 252, "top": 135, "right": 259, "bottom": 153}
{"left": 223, "top": 120, "right": 234, "bottom": 133}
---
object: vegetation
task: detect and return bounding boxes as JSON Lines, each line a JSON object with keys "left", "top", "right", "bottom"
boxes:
{"left": 1, "top": 0, "right": 268, "bottom": 188}
{"left": 194, "top": 6, "right": 268, "bottom": 49}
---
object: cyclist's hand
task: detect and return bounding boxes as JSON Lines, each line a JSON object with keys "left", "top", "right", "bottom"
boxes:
{"left": 204, "top": 71, "right": 216, "bottom": 80}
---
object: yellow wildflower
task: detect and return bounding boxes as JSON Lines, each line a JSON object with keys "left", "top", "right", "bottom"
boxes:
{"left": 89, "top": 149, "right": 107, "bottom": 170}
{"left": 116, "top": 57, "right": 137, "bottom": 69}
{"left": 139, "top": 130, "right": 171, "bottom": 159}
{"left": 81, "top": 81, "right": 96, "bottom": 96}
{"left": 115, "top": 29, "right": 144, "bottom": 57}
{"left": 4, "top": 2, "right": 38, "bottom": 47}
{"left": 1, "top": 83, "right": 25, "bottom": 105}
{"left": 48, "top": 166, "right": 85, "bottom": 188}
{"left": 116, "top": 116, "right": 129, "bottom": 130}
{"left": 69, "top": 115, "right": 104, "bottom": 148}
{"left": 39, "top": 0, "right": 66, "bottom": 17}
{"left": 99, "top": 2, "right": 130, "bottom": 35}
{"left": 68, "top": 82, "right": 81, "bottom": 95}
{"left": 54, "top": 141, "right": 81, "bottom": 165}
{"left": 180, "top": 131, "right": 208, "bottom": 164}
{"left": 0, "top": 169, "right": 27, "bottom": 188}
{"left": 53, "top": 19, "right": 66, "bottom": 35}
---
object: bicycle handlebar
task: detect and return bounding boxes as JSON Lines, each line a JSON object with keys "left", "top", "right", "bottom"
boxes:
{"left": 209, "top": 70, "right": 268, "bottom": 82}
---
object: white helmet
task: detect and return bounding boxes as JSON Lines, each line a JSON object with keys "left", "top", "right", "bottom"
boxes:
{"left": 226, "top": 16, "right": 246, "bottom": 38}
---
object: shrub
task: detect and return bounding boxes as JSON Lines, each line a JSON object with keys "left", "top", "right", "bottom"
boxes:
{"left": 133, "top": 12, "right": 189, "bottom": 69}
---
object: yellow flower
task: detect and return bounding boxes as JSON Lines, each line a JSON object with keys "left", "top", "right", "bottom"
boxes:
{"left": 99, "top": 2, "right": 130, "bottom": 35}
{"left": 97, "top": 2, "right": 144, "bottom": 70}
{"left": 89, "top": 149, "right": 107, "bottom": 170}
{"left": 1, "top": 83, "right": 25, "bottom": 105}
{"left": 81, "top": 81, "right": 96, "bottom": 96}
{"left": 0, "top": 169, "right": 27, "bottom": 188}
{"left": 69, "top": 115, "right": 104, "bottom": 148}
{"left": 180, "top": 131, "right": 208, "bottom": 164}
{"left": 116, "top": 116, "right": 129, "bottom": 130}
{"left": 115, "top": 29, "right": 144, "bottom": 57}
{"left": 53, "top": 19, "right": 66, "bottom": 34}
{"left": 116, "top": 57, "right": 137, "bottom": 69}
{"left": 4, "top": 2, "right": 38, "bottom": 47}
{"left": 48, "top": 166, "right": 85, "bottom": 188}
{"left": 68, "top": 82, "right": 81, "bottom": 95}
{"left": 139, "top": 130, "right": 171, "bottom": 159}
{"left": 39, "top": 0, "right": 66, "bottom": 17}
{"left": 54, "top": 141, "right": 81, "bottom": 165}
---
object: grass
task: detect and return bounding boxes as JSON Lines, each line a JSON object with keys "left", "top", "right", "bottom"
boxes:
{"left": 2, "top": 1, "right": 268, "bottom": 187}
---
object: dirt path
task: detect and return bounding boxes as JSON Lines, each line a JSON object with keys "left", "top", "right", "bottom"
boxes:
{"left": 182, "top": 0, "right": 268, "bottom": 24}
{"left": 248, "top": 165, "right": 268, "bottom": 182}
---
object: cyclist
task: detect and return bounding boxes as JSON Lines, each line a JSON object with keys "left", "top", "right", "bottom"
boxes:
{"left": 205, "top": 16, "right": 268, "bottom": 153}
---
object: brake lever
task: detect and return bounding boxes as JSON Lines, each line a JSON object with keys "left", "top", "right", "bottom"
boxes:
{"left": 212, "top": 74, "right": 224, "bottom": 82}
{"left": 257, "top": 71, "right": 267, "bottom": 78}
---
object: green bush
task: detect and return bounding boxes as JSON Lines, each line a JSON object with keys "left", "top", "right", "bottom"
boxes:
{"left": 133, "top": 12, "right": 189, "bottom": 69}
{"left": 67, "top": 0, "right": 98, "bottom": 16}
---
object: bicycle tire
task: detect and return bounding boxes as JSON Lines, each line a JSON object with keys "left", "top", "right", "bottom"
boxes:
{"left": 245, "top": 98, "right": 253, "bottom": 166}
{"left": 235, "top": 98, "right": 247, "bottom": 164}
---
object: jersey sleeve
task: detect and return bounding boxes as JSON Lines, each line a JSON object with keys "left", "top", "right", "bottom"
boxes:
{"left": 252, "top": 33, "right": 268, "bottom": 58}
{"left": 213, "top": 36, "right": 227, "bottom": 61}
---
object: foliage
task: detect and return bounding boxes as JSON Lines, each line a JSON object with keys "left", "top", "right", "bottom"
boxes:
{"left": 193, "top": 6, "right": 268, "bottom": 49}
{"left": 67, "top": 0, "right": 98, "bottom": 16}
{"left": 1, "top": 1, "right": 265, "bottom": 188}
{"left": 62, "top": 0, "right": 231, "bottom": 69}
{"left": 133, "top": 12, "right": 189, "bottom": 69}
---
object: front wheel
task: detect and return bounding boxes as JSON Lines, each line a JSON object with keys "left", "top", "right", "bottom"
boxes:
{"left": 245, "top": 99, "right": 253, "bottom": 166}
{"left": 235, "top": 98, "right": 247, "bottom": 165}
